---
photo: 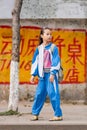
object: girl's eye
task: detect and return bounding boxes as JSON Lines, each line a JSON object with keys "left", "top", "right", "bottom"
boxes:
{"left": 47, "top": 33, "right": 51, "bottom": 35}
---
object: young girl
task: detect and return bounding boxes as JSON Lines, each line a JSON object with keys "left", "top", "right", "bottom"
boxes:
{"left": 30, "top": 27, "right": 63, "bottom": 121}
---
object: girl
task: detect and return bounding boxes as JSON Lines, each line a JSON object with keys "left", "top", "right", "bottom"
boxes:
{"left": 30, "top": 27, "right": 63, "bottom": 121}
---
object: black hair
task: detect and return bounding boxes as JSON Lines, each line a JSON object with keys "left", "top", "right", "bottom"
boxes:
{"left": 39, "top": 27, "right": 51, "bottom": 45}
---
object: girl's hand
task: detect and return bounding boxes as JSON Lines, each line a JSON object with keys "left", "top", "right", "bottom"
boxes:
{"left": 30, "top": 76, "right": 35, "bottom": 84}
{"left": 49, "top": 74, "right": 54, "bottom": 82}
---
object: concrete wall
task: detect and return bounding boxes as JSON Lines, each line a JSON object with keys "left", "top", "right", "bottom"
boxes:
{"left": 21, "top": 0, "right": 87, "bottom": 19}
{"left": 0, "top": 0, "right": 87, "bottom": 104}
{"left": 0, "top": 0, "right": 87, "bottom": 19}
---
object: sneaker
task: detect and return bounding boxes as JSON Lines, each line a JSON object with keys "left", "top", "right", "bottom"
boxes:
{"left": 31, "top": 115, "right": 38, "bottom": 121}
{"left": 49, "top": 116, "right": 63, "bottom": 121}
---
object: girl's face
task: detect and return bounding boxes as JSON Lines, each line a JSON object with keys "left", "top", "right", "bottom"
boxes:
{"left": 41, "top": 29, "right": 52, "bottom": 44}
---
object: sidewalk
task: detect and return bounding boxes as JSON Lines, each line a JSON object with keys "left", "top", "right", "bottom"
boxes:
{"left": 0, "top": 101, "right": 87, "bottom": 130}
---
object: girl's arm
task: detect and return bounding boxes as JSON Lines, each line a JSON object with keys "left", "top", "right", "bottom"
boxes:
{"left": 31, "top": 47, "right": 39, "bottom": 77}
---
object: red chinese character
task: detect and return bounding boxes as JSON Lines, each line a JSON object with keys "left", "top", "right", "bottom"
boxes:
{"left": 66, "top": 38, "right": 84, "bottom": 65}
{"left": 65, "top": 65, "right": 79, "bottom": 82}
{"left": 23, "top": 38, "right": 38, "bottom": 57}
{"left": 1, "top": 36, "right": 12, "bottom": 55}
{"left": 52, "top": 35, "right": 65, "bottom": 57}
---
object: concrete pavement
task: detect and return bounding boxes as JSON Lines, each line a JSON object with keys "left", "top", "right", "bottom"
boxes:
{"left": 0, "top": 101, "right": 87, "bottom": 130}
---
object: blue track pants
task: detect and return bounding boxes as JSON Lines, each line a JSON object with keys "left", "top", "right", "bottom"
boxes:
{"left": 32, "top": 72, "right": 62, "bottom": 117}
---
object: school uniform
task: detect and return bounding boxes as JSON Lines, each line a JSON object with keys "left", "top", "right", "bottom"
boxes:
{"left": 31, "top": 42, "right": 62, "bottom": 117}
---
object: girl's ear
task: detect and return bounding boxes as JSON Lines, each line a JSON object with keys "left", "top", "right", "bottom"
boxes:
{"left": 41, "top": 34, "right": 43, "bottom": 38}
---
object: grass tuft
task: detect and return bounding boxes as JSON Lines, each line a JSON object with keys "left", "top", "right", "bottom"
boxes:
{"left": 0, "top": 110, "right": 19, "bottom": 116}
